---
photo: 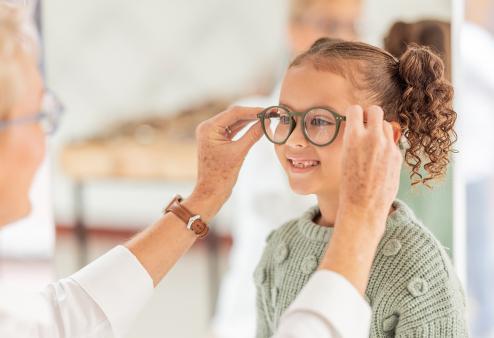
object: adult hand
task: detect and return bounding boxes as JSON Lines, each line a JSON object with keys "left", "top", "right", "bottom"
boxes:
{"left": 186, "top": 105, "right": 264, "bottom": 221}
{"left": 127, "top": 106, "right": 263, "bottom": 286}
{"left": 337, "top": 104, "right": 403, "bottom": 235}
{"left": 320, "top": 105, "right": 402, "bottom": 295}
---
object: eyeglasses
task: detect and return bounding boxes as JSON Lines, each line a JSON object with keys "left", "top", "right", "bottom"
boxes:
{"left": 0, "top": 91, "right": 64, "bottom": 135}
{"left": 257, "top": 105, "right": 346, "bottom": 146}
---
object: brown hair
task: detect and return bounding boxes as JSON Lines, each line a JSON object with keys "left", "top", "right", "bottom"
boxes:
{"left": 384, "top": 20, "right": 451, "bottom": 81}
{"left": 290, "top": 38, "right": 457, "bottom": 186}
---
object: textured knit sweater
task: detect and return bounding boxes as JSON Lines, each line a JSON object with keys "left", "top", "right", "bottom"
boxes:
{"left": 254, "top": 200, "right": 468, "bottom": 337}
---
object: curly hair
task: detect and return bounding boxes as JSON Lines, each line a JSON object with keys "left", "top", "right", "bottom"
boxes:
{"left": 290, "top": 38, "right": 457, "bottom": 186}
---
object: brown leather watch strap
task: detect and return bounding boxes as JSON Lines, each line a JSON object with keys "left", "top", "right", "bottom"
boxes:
{"left": 164, "top": 195, "right": 209, "bottom": 239}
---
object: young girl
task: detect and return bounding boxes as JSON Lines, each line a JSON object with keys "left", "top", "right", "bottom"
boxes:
{"left": 254, "top": 38, "right": 468, "bottom": 337}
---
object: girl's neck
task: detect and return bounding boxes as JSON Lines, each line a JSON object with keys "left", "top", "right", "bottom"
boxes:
{"left": 315, "top": 193, "right": 397, "bottom": 228}
{"left": 315, "top": 193, "right": 339, "bottom": 227}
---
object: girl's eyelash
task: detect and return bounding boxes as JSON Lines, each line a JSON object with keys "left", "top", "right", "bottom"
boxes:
{"left": 310, "top": 117, "right": 334, "bottom": 124}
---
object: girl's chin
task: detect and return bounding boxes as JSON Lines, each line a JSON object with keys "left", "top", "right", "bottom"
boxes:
{"left": 288, "top": 179, "right": 316, "bottom": 195}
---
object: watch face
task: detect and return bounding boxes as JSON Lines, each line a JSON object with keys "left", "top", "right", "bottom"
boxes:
{"left": 194, "top": 221, "right": 206, "bottom": 233}
{"left": 187, "top": 215, "right": 201, "bottom": 230}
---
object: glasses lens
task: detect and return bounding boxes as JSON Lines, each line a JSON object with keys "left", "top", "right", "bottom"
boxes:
{"left": 38, "top": 113, "right": 52, "bottom": 134}
{"left": 263, "top": 106, "right": 292, "bottom": 143}
{"left": 40, "top": 92, "right": 64, "bottom": 134}
{"left": 304, "top": 108, "right": 337, "bottom": 145}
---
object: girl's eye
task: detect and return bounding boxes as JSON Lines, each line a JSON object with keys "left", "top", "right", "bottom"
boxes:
{"left": 310, "top": 117, "right": 334, "bottom": 126}
{"left": 267, "top": 112, "right": 279, "bottom": 119}
{"left": 280, "top": 116, "right": 291, "bottom": 124}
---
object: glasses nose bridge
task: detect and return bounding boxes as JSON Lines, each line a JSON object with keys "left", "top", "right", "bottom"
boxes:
{"left": 285, "top": 111, "right": 308, "bottom": 147}
{"left": 289, "top": 111, "right": 305, "bottom": 131}
{"left": 291, "top": 110, "right": 311, "bottom": 135}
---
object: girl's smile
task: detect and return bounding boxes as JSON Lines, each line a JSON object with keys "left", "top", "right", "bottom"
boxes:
{"left": 286, "top": 154, "right": 321, "bottom": 173}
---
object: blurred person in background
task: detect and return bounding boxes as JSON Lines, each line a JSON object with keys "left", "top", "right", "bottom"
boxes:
{"left": 211, "top": 1, "right": 362, "bottom": 337}
{"left": 458, "top": 0, "right": 494, "bottom": 336}
{"left": 0, "top": 0, "right": 54, "bottom": 266}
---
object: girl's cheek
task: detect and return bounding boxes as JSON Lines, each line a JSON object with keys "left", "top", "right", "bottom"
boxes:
{"left": 274, "top": 145, "right": 286, "bottom": 169}
{"left": 317, "top": 141, "right": 344, "bottom": 173}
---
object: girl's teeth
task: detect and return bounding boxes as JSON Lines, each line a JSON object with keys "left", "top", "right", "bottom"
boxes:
{"left": 291, "top": 160, "right": 320, "bottom": 168}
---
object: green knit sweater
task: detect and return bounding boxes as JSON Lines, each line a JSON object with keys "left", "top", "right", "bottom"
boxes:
{"left": 254, "top": 200, "right": 468, "bottom": 337}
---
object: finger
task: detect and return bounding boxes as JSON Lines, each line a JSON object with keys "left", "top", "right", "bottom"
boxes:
{"left": 345, "top": 105, "right": 364, "bottom": 134}
{"left": 237, "top": 121, "right": 263, "bottom": 151}
{"left": 214, "top": 106, "right": 263, "bottom": 127}
{"left": 391, "top": 121, "right": 402, "bottom": 145}
{"left": 366, "top": 105, "right": 384, "bottom": 131}
{"left": 227, "top": 119, "right": 257, "bottom": 139}
{"left": 383, "top": 121, "right": 394, "bottom": 142}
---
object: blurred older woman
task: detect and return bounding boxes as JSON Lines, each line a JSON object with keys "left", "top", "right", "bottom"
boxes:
{"left": 0, "top": 3, "right": 53, "bottom": 225}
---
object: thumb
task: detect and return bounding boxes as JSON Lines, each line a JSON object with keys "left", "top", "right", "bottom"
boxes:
{"left": 237, "top": 121, "right": 263, "bottom": 152}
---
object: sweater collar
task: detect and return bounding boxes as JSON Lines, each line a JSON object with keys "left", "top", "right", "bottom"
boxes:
{"left": 297, "top": 199, "right": 415, "bottom": 242}
{"left": 386, "top": 199, "right": 417, "bottom": 228}
{"left": 298, "top": 206, "right": 334, "bottom": 242}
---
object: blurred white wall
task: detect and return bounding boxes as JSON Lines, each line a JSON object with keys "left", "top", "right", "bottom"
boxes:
{"left": 44, "top": 0, "right": 288, "bottom": 228}
{"left": 44, "top": 0, "right": 451, "bottom": 229}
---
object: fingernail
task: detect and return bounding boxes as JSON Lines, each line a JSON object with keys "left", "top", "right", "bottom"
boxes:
{"left": 347, "top": 105, "right": 363, "bottom": 113}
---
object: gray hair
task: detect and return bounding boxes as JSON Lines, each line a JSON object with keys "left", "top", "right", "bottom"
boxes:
{"left": 0, "top": 0, "right": 38, "bottom": 120}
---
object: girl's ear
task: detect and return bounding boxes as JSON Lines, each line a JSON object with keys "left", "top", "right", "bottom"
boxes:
{"left": 390, "top": 121, "right": 402, "bottom": 144}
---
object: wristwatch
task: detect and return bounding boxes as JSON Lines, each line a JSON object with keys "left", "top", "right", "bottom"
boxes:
{"left": 164, "top": 194, "right": 209, "bottom": 239}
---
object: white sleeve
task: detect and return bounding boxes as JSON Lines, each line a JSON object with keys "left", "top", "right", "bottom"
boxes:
{"left": 0, "top": 245, "right": 154, "bottom": 338}
{"left": 273, "top": 270, "right": 371, "bottom": 338}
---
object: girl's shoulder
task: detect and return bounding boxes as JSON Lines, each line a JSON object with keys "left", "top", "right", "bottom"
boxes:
{"left": 366, "top": 200, "right": 468, "bottom": 336}
{"left": 379, "top": 199, "right": 452, "bottom": 266}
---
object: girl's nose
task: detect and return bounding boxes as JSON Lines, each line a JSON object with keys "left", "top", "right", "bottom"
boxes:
{"left": 285, "top": 118, "right": 308, "bottom": 149}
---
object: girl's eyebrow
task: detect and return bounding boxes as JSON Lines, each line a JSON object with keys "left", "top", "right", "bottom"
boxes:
{"left": 279, "top": 102, "right": 294, "bottom": 111}
{"left": 278, "top": 102, "right": 341, "bottom": 114}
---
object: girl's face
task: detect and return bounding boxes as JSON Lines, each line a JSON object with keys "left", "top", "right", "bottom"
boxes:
{"left": 275, "top": 64, "right": 359, "bottom": 198}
